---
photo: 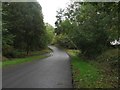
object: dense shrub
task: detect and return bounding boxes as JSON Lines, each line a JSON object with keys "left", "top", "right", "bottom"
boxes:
{"left": 96, "top": 48, "right": 119, "bottom": 69}
{"left": 3, "top": 48, "right": 26, "bottom": 58}
{"left": 56, "top": 34, "right": 75, "bottom": 49}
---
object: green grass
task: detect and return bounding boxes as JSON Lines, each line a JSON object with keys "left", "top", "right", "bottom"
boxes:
{"left": 67, "top": 50, "right": 112, "bottom": 88}
{"left": 2, "top": 55, "right": 47, "bottom": 67}
{"left": 2, "top": 49, "right": 51, "bottom": 67}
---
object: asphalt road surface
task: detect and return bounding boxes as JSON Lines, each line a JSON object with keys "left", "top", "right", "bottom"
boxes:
{"left": 2, "top": 46, "right": 73, "bottom": 88}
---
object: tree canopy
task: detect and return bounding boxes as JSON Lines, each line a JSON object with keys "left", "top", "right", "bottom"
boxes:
{"left": 55, "top": 2, "right": 119, "bottom": 58}
{"left": 2, "top": 2, "right": 50, "bottom": 57}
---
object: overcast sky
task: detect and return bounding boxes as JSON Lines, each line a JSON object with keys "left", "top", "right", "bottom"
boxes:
{"left": 37, "top": 0, "right": 70, "bottom": 27}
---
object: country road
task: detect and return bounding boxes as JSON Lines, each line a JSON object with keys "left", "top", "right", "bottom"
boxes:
{"left": 2, "top": 46, "right": 73, "bottom": 88}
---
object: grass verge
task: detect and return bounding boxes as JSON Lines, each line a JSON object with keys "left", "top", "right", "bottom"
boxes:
{"left": 66, "top": 50, "right": 113, "bottom": 88}
{"left": 2, "top": 48, "right": 51, "bottom": 67}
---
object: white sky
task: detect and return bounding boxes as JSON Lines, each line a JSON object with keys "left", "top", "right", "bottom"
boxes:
{"left": 37, "top": 0, "right": 70, "bottom": 27}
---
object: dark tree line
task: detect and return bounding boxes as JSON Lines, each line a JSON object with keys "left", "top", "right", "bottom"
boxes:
{"left": 2, "top": 2, "right": 50, "bottom": 58}
{"left": 55, "top": 2, "right": 119, "bottom": 58}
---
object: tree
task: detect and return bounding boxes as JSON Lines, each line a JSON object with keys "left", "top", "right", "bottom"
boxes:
{"left": 2, "top": 2, "right": 49, "bottom": 57}
{"left": 45, "top": 23, "right": 55, "bottom": 44}
{"left": 55, "top": 2, "right": 119, "bottom": 58}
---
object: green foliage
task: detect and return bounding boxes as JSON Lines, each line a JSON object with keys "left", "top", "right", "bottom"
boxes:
{"left": 96, "top": 48, "right": 119, "bottom": 69}
{"left": 2, "top": 54, "right": 47, "bottom": 67}
{"left": 2, "top": 2, "right": 50, "bottom": 57}
{"left": 55, "top": 2, "right": 119, "bottom": 58}
{"left": 67, "top": 49, "right": 118, "bottom": 88}
{"left": 56, "top": 34, "right": 69, "bottom": 48}
{"left": 2, "top": 48, "right": 51, "bottom": 67}
{"left": 2, "top": 28, "right": 14, "bottom": 57}
{"left": 10, "top": 50, "right": 27, "bottom": 58}
{"left": 45, "top": 23, "right": 55, "bottom": 44}
{"left": 55, "top": 34, "right": 75, "bottom": 49}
